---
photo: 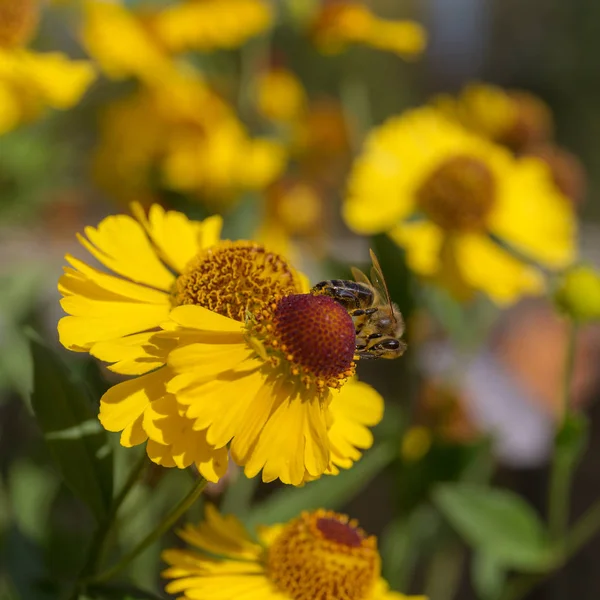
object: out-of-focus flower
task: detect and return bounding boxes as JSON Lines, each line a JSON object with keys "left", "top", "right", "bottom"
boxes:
{"left": 401, "top": 426, "right": 432, "bottom": 462}
{"left": 81, "top": 0, "right": 174, "bottom": 83}
{"left": 93, "top": 73, "right": 285, "bottom": 205}
{"left": 58, "top": 204, "right": 384, "bottom": 485}
{"left": 555, "top": 265, "right": 600, "bottom": 323}
{"left": 434, "top": 83, "right": 553, "bottom": 153}
{"left": 256, "top": 67, "right": 307, "bottom": 124}
{"left": 146, "top": 0, "right": 273, "bottom": 53}
{"left": 524, "top": 143, "right": 587, "bottom": 207}
{"left": 0, "top": 0, "right": 95, "bottom": 134}
{"left": 344, "top": 107, "right": 576, "bottom": 305}
{"left": 162, "top": 506, "right": 425, "bottom": 600}
{"left": 0, "top": 0, "right": 39, "bottom": 49}
{"left": 257, "top": 177, "right": 326, "bottom": 257}
{"left": 312, "top": 1, "right": 426, "bottom": 59}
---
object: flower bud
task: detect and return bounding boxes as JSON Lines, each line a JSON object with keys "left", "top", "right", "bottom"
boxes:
{"left": 555, "top": 265, "right": 600, "bottom": 322}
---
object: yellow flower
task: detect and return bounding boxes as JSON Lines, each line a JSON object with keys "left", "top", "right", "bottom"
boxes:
{"left": 81, "top": 0, "right": 175, "bottom": 83}
{"left": 58, "top": 204, "right": 384, "bottom": 485}
{"left": 162, "top": 506, "right": 426, "bottom": 600}
{"left": 93, "top": 73, "right": 285, "bottom": 204}
{"left": 0, "top": 49, "right": 96, "bottom": 134}
{"left": 0, "top": 0, "right": 95, "bottom": 134}
{"left": 147, "top": 0, "right": 273, "bottom": 53}
{"left": 434, "top": 83, "right": 553, "bottom": 153}
{"left": 255, "top": 67, "right": 307, "bottom": 124}
{"left": 555, "top": 265, "right": 600, "bottom": 323}
{"left": 312, "top": 2, "right": 426, "bottom": 58}
{"left": 344, "top": 107, "right": 577, "bottom": 305}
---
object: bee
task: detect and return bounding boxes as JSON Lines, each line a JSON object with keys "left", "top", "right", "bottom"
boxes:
{"left": 311, "top": 250, "right": 406, "bottom": 360}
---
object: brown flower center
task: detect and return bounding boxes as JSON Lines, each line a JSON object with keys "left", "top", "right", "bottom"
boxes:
{"left": 0, "top": 0, "right": 39, "bottom": 49}
{"left": 267, "top": 510, "right": 380, "bottom": 600}
{"left": 174, "top": 241, "right": 302, "bottom": 321}
{"left": 417, "top": 155, "right": 496, "bottom": 231}
{"left": 248, "top": 294, "right": 356, "bottom": 394}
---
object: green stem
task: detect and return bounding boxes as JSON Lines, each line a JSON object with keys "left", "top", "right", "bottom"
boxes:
{"left": 500, "top": 496, "right": 600, "bottom": 600}
{"left": 68, "top": 453, "right": 148, "bottom": 600}
{"left": 87, "top": 475, "right": 208, "bottom": 584}
{"left": 548, "top": 320, "right": 578, "bottom": 542}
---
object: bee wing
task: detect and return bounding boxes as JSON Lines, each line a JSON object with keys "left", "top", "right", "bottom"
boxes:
{"left": 350, "top": 266, "right": 372, "bottom": 286}
{"left": 368, "top": 249, "right": 397, "bottom": 324}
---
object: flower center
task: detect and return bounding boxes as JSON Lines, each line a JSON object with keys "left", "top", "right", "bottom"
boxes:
{"left": 0, "top": 0, "right": 39, "bottom": 49}
{"left": 267, "top": 510, "right": 380, "bottom": 600}
{"left": 248, "top": 294, "right": 356, "bottom": 394}
{"left": 174, "top": 241, "right": 302, "bottom": 321}
{"left": 417, "top": 155, "right": 496, "bottom": 231}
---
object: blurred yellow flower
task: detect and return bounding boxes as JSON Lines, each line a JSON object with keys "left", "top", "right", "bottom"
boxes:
{"left": 0, "top": 49, "right": 96, "bottom": 135}
{"left": 58, "top": 204, "right": 383, "bottom": 485}
{"left": 163, "top": 506, "right": 426, "bottom": 600}
{"left": 257, "top": 178, "right": 326, "bottom": 258}
{"left": 256, "top": 67, "right": 307, "bottom": 123}
{"left": 81, "top": 0, "right": 174, "bottom": 83}
{"left": 312, "top": 2, "right": 426, "bottom": 58}
{"left": 147, "top": 0, "right": 273, "bottom": 53}
{"left": 0, "top": 0, "right": 95, "bottom": 134}
{"left": 435, "top": 83, "right": 553, "bottom": 153}
{"left": 555, "top": 265, "right": 600, "bottom": 323}
{"left": 344, "top": 107, "right": 577, "bottom": 305}
{"left": 93, "top": 72, "right": 285, "bottom": 204}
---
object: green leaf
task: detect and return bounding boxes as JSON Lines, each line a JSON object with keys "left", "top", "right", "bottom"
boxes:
{"left": 433, "top": 483, "right": 554, "bottom": 571}
{"left": 29, "top": 337, "right": 113, "bottom": 522}
{"left": 380, "top": 505, "right": 441, "bottom": 592}
{"left": 246, "top": 441, "right": 396, "bottom": 528}
{"left": 472, "top": 552, "right": 506, "bottom": 600}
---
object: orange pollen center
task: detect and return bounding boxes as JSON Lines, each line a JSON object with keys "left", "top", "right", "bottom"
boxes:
{"left": 248, "top": 294, "right": 356, "bottom": 394}
{"left": 266, "top": 510, "right": 380, "bottom": 600}
{"left": 174, "top": 241, "right": 301, "bottom": 321}
{"left": 0, "top": 0, "right": 39, "bottom": 48}
{"left": 417, "top": 155, "right": 496, "bottom": 231}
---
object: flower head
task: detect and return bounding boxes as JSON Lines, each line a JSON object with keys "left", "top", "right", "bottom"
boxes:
{"left": 0, "top": 0, "right": 39, "bottom": 49}
{"left": 146, "top": 0, "right": 273, "bottom": 53}
{"left": 162, "top": 506, "right": 426, "bottom": 600}
{"left": 0, "top": 0, "right": 95, "bottom": 135}
{"left": 58, "top": 204, "right": 384, "bottom": 485}
{"left": 312, "top": 2, "right": 426, "bottom": 59}
{"left": 434, "top": 83, "right": 553, "bottom": 153}
{"left": 93, "top": 73, "right": 285, "bottom": 204}
{"left": 344, "top": 107, "right": 577, "bottom": 305}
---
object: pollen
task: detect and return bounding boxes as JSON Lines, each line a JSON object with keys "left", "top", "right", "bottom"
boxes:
{"left": 267, "top": 509, "right": 380, "bottom": 600}
{"left": 249, "top": 294, "right": 356, "bottom": 393}
{"left": 0, "top": 0, "right": 39, "bottom": 49}
{"left": 417, "top": 155, "right": 496, "bottom": 231}
{"left": 174, "top": 241, "right": 302, "bottom": 321}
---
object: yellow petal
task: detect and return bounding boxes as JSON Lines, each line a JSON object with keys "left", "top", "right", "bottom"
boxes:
{"left": 58, "top": 302, "right": 170, "bottom": 351}
{"left": 454, "top": 233, "right": 545, "bottom": 305}
{"left": 17, "top": 51, "right": 96, "bottom": 109}
{"left": 388, "top": 220, "right": 443, "bottom": 276}
{"left": 488, "top": 157, "right": 577, "bottom": 268}
{"left": 131, "top": 202, "right": 208, "bottom": 274}
{"left": 99, "top": 367, "right": 170, "bottom": 435}
{"left": 238, "top": 380, "right": 330, "bottom": 485}
{"left": 91, "top": 332, "right": 175, "bottom": 375}
{"left": 177, "top": 505, "right": 262, "bottom": 560}
{"left": 78, "top": 214, "right": 175, "bottom": 291}
{"left": 168, "top": 305, "right": 245, "bottom": 334}
{"left": 168, "top": 342, "right": 252, "bottom": 378}
{"left": 327, "top": 379, "right": 384, "bottom": 469}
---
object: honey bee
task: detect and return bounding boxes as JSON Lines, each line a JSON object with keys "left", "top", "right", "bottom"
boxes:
{"left": 311, "top": 249, "right": 406, "bottom": 360}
